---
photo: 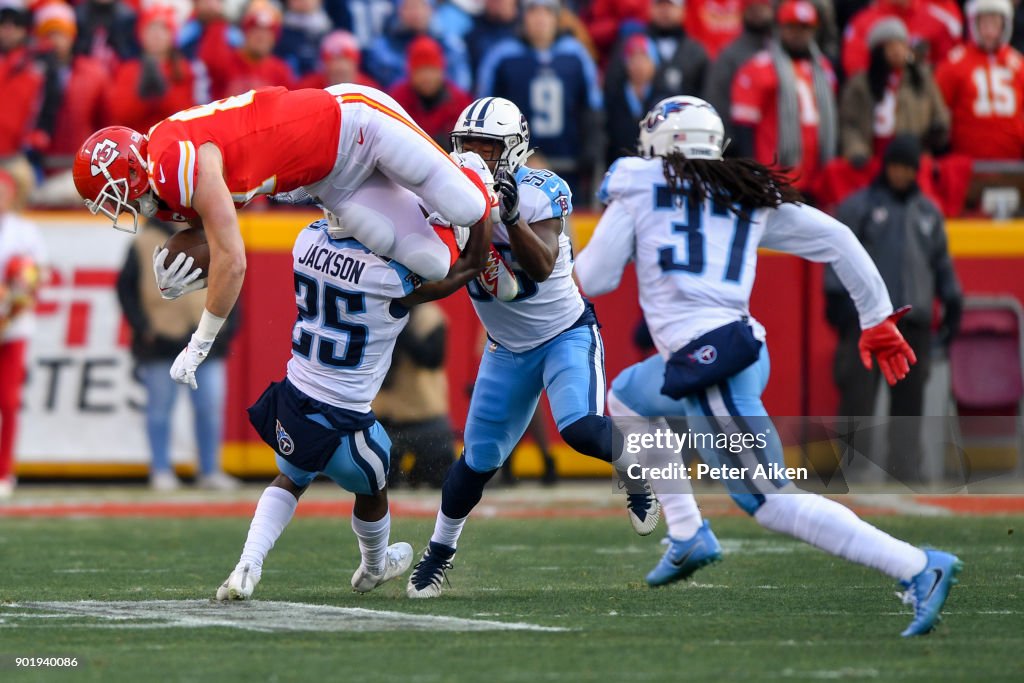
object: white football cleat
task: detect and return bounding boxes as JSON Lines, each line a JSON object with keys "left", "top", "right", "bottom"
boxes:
{"left": 477, "top": 246, "right": 519, "bottom": 301}
{"left": 351, "top": 542, "right": 414, "bottom": 593}
{"left": 627, "top": 484, "right": 661, "bottom": 536}
{"left": 215, "top": 563, "right": 260, "bottom": 601}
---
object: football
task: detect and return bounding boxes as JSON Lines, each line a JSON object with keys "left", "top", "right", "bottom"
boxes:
{"left": 162, "top": 226, "right": 209, "bottom": 274}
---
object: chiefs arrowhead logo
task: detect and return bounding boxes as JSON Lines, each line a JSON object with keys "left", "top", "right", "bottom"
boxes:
{"left": 90, "top": 138, "right": 120, "bottom": 177}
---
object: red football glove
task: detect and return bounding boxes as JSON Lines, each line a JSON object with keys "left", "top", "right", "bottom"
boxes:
{"left": 858, "top": 305, "right": 917, "bottom": 386}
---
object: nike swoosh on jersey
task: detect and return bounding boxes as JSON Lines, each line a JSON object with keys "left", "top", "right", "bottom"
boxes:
{"left": 158, "top": 166, "right": 166, "bottom": 184}
{"left": 358, "top": 129, "right": 365, "bottom": 145}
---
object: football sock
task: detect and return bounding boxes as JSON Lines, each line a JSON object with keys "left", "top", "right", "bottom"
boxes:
{"left": 237, "top": 486, "right": 299, "bottom": 578}
{"left": 430, "top": 457, "right": 497, "bottom": 550}
{"left": 430, "top": 511, "right": 467, "bottom": 551}
{"left": 352, "top": 512, "right": 390, "bottom": 575}
{"left": 439, "top": 456, "right": 496, "bottom": 519}
{"left": 754, "top": 488, "right": 928, "bottom": 582}
{"left": 660, "top": 494, "right": 704, "bottom": 541}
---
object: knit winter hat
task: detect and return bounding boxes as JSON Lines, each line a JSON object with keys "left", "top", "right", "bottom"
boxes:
{"left": 868, "top": 17, "right": 909, "bottom": 51}
{"left": 884, "top": 134, "right": 922, "bottom": 170}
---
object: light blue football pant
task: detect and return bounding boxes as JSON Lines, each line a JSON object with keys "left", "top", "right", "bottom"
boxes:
{"left": 608, "top": 345, "right": 789, "bottom": 514}
{"left": 463, "top": 324, "right": 606, "bottom": 472}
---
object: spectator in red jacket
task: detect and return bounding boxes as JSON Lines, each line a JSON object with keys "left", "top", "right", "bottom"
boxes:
{"left": 0, "top": 3, "right": 42, "bottom": 182}
{"left": 109, "top": 6, "right": 207, "bottom": 136}
{"left": 843, "top": 0, "right": 963, "bottom": 76}
{"left": 731, "top": 0, "right": 837, "bottom": 194}
{"left": 388, "top": 35, "right": 472, "bottom": 149}
{"left": 203, "top": 0, "right": 295, "bottom": 99}
{"left": 936, "top": 0, "right": 1024, "bottom": 160}
{"left": 31, "top": 1, "right": 109, "bottom": 206}
{"left": 297, "top": 29, "right": 380, "bottom": 90}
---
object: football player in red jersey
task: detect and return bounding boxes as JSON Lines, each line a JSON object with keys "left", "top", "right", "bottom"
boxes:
{"left": 935, "top": 0, "right": 1024, "bottom": 160}
{"left": 72, "top": 85, "right": 493, "bottom": 389}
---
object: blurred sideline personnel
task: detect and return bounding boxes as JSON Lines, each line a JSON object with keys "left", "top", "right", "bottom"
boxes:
{"left": 116, "top": 218, "right": 241, "bottom": 492}
{"left": 577, "top": 96, "right": 962, "bottom": 637}
{"left": 374, "top": 302, "right": 456, "bottom": 489}
{"left": 827, "top": 135, "right": 962, "bottom": 484}
{"left": 935, "top": 0, "right": 1024, "bottom": 160}
{"left": 0, "top": 169, "right": 46, "bottom": 499}
{"left": 406, "top": 97, "right": 658, "bottom": 600}
{"left": 205, "top": 176, "right": 493, "bottom": 600}
{"left": 72, "top": 84, "right": 495, "bottom": 392}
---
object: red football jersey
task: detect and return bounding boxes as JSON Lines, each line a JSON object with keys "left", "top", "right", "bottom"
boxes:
{"left": 731, "top": 52, "right": 836, "bottom": 188}
{"left": 144, "top": 87, "right": 341, "bottom": 218}
{"left": 935, "top": 44, "right": 1024, "bottom": 160}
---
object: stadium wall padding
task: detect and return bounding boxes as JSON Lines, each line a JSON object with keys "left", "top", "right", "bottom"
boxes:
{"left": 15, "top": 212, "right": 1024, "bottom": 479}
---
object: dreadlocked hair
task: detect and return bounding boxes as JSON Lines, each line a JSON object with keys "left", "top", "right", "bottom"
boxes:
{"left": 661, "top": 152, "right": 804, "bottom": 218}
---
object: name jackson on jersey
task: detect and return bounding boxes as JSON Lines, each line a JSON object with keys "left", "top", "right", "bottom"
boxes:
{"left": 296, "top": 242, "right": 368, "bottom": 283}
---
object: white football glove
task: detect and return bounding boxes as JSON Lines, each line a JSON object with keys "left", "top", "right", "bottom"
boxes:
{"left": 450, "top": 151, "right": 501, "bottom": 224}
{"left": 153, "top": 247, "right": 206, "bottom": 300}
{"left": 170, "top": 334, "right": 214, "bottom": 390}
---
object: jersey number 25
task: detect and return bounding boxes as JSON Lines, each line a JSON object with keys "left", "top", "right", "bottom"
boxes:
{"left": 293, "top": 272, "right": 368, "bottom": 368}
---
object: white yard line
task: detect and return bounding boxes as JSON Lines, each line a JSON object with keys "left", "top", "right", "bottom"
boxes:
{"left": 1, "top": 600, "right": 569, "bottom": 633}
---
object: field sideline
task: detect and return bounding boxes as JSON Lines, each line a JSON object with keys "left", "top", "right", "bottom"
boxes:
{"left": 1, "top": 484, "right": 1022, "bottom": 682}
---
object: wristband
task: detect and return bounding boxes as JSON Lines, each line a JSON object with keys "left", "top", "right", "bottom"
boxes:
{"left": 195, "top": 308, "right": 227, "bottom": 343}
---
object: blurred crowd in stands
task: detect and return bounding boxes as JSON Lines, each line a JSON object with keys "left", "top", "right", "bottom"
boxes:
{"left": 1, "top": 0, "right": 1023, "bottom": 213}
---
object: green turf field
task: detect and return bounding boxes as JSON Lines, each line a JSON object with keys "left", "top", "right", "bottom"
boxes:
{"left": 1, "top": 513, "right": 1021, "bottom": 682}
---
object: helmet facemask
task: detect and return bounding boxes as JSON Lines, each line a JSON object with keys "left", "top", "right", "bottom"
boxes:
{"left": 85, "top": 175, "right": 145, "bottom": 234}
{"left": 451, "top": 132, "right": 526, "bottom": 175}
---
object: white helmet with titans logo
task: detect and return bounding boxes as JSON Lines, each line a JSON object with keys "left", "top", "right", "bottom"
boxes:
{"left": 638, "top": 96, "right": 727, "bottom": 161}
{"left": 451, "top": 97, "right": 532, "bottom": 173}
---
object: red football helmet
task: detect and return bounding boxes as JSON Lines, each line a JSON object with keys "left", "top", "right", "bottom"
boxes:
{"left": 73, "top": 126, "right": 156, "bottom": 233}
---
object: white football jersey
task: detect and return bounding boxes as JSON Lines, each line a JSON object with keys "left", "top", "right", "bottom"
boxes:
{"left": 576, "top": 157, "right": 893, "bottom": 358}
{"left": 286, "top": 220, "right": 418, "bottom": 412}
{"left": 468, "top": 166, "right": 585, "bottom": 352}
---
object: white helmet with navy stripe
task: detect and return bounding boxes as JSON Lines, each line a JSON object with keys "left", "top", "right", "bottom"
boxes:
{"left": 638, "top": 96, "right": 726, "bottom": 161}
{"left": 451, "top": 97, "right": 532, "bottom": 173}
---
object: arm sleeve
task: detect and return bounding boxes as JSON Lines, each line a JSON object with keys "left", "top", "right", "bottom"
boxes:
{"left": 760, "top": 203, "right": 893, "bottom": 328}
{"left": 575, "top": 200, "right": 636, "bottom": 297}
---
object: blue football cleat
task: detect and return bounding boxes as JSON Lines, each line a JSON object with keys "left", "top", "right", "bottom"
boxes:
{"left": 645, "top": 521, "right": 722, "bottom": 587}
{"left": 898, "top": 549, "right": 963, "bottom": 637}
